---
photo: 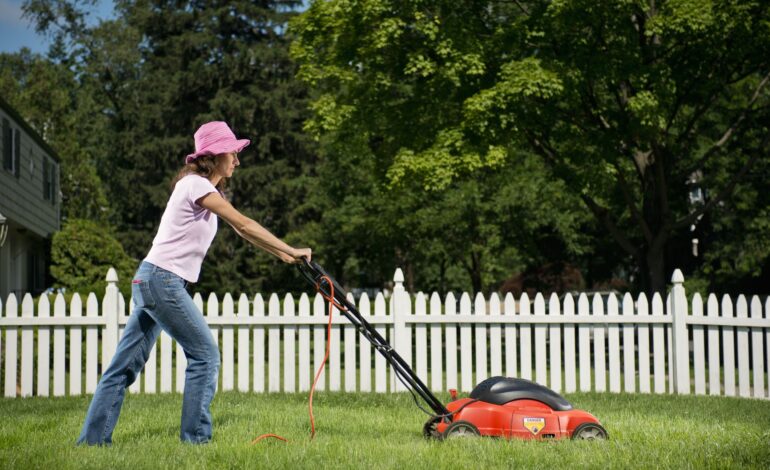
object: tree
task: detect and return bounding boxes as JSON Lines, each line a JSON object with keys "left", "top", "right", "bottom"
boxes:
{"left": 291, "top": 0, "right": 770, "bottom": 293}
{"left": 22, "top": 0, "right": 319, "bottom": 295}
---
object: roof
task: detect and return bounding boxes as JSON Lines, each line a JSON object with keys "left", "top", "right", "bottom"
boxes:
{"left": 0, "top": 94, "right": 61, "bottom": 163}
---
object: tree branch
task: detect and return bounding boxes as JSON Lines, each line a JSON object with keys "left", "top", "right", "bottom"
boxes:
{"left": 673, "top": 133, "right": 769, "bottom": 230}
{"left": 683, "top": 70, "right": 770, "bottom": 175}
{"left": 525, "top": 131, "right": 643, "bottom": 261}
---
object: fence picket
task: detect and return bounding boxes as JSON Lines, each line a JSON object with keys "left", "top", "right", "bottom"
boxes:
{"left": 548, "top": 293, "right": 561, "bottom": 392}
{"left": 284, "top": 293, "right": 296, "bottom": 393}
{"left": 69, "top": 294, "right": 82, "bottom": 396}
{"left": 53, "top": 294, "right": 66, "bottom": 396}
{"left": 706, "top": 294, "right": 720, "bottom": 395}
{"left": 429, "top": 292, "right": 443, "bottom": 392}
{"left": 37, "top": 295, "right": 51, "bottom": 397}
{"left": 237, "top": 294, "right": 250, "bottom": 392}
{"left": 750, "top": 296, "right": 764, "bottom": 398}
{"left": 21, "top": 294, "right": 34, "bottom": 397}
{"left": 692, "top": 294, "right": 706, "bottom": 395}
{"left": 329, "top": 301, "right": 341, "bottom": 392}
{"left": 374, "top": 293, "right": 387, "bottom": 392}
{"left": 766, "top": 298, "right": 770, "bottom": 398}
{"left": 652, "top": 293, "right": 666, "bottom": 394}
{"left": 344, "top": 293, "right": 357, "bottom": 392}
{"left": 534, "top": 293, "right": 547, "bottom": 386}
{"left": 622, "top": 293, "right": 636, "bottom": 393}
{"left": 592, "top": 294, "right": 606, "bottom": 393}
{"left": 519, "top": 293, "right": 532, "bottom": 381}
{"left": 637, "top": 294, "right": 650, "bottom": 393}
{"left": 313, "top": 293, "right": 327, "bottom": 392}
{"left": 253, "top": 294, "right": 265, "bottom": 392}
{"left": 607, "top": 294, "right": 620, "bottom": 393}
{"left": 86, "top": 293, "right": 99, "bottom": 394}
{"left": 459, "top": 293, "right": 473, "bottom": 392}
{"left": 736, "top": 295, "right": 750, "bottom": 398}
{"left": 563, "top": 294, "right": 575, "bottom": 393}
{"left": 4, "top": 294, "right": 18, "bottom": 397}
{"left": 268, "top": 294, "right": 280, "bottom": 392}
{"left": 359, "top": 294, "right": 372, "bottom": 392}
{"left": 415, "top": 293, "right": 428, "bottom": 387}
{"left": 578, "top": 293, "right": 591, "bottom": 392}
{"left": 444, "top": 293, "right": 458, "bottom": 391}
{"left": 503, "top": 293, "right": 517, "bottom": 379}
{"left": 297, "top": 293, "right": 310, "bottom": 392}
{"left": 489, "top": 293, "right": 502, "bottom": 378}
{"left": 160, "top": 330, "right": 172, "bottom": 393}
{"left": 721, "top": 295, "right": 736, "bottom": 396}
{"left": 222, "top": 293, "right": 235, "bottom": 392}
{"left": 474, "top": 292, "right": 488, "bottom": 386}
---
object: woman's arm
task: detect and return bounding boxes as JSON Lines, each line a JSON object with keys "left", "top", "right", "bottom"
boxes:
{"left": 197, "top": 192, "right": 311, "bottom": 263}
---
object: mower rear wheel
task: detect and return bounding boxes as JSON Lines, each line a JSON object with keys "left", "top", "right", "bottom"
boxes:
{"left": 571, "top": 423, "right": 608, "bottom": 441}
{"left": 443, "top": 420, "right": 480, "bottom": 439}
{"left": 423, "top": 417, "right": 442, "bottom": 440}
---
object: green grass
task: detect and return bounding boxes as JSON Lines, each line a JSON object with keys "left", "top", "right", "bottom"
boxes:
{"left": 1, "top": 391, "right": 769, "bottom": 469}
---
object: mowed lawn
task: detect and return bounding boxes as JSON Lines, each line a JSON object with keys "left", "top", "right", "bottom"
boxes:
{"left": 1, "top": 390, "right": 768, "bottom": 469}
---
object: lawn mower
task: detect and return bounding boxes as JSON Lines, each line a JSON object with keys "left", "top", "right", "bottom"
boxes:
{"left": 297, "top": 259, "right": 608, "bottom": 441}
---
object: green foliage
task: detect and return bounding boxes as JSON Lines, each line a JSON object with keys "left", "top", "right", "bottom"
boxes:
{"left": 292, "top": 0, "right": 770, "bottom": 293}
{"left": 50, "top": 219, "right": 136, "bottom": 296}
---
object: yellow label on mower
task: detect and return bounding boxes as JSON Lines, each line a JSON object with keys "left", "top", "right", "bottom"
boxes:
{"left": 523, "top": 417, "right": 545, "bottom": 435}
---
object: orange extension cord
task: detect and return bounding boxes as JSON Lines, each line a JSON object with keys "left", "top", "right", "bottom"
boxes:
{"left": 251, "top": 275, "right": 345, "bottom": 444}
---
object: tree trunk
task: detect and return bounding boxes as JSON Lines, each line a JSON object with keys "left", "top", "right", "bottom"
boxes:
{"left": 643, "top": 240, "right": 668, "bottom": 295}
{"left": 465, "top": 251, "right": 483, "bottom": 294}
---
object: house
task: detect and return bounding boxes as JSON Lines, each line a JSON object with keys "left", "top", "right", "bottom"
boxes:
{"left": 0, "top": 96, "right": 61, "bottom": 300}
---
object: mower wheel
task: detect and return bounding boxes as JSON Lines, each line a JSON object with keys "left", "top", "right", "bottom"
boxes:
{"left": 423, "top": 417, "right": 442, "bottom": 440}
{"left": 571, "top": 423, "right": 608, "bottom": 441}
{"left": 443, "top": 420, "right": 480, "bottom": 439}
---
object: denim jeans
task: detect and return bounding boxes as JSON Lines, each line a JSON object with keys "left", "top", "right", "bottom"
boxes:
{"left": 77, "top": 261, "right": 220, "bottom": 445}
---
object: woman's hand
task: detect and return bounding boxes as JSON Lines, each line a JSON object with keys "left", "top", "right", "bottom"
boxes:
{"left": 284, "top": 247, "right": 312, "bottom": 264}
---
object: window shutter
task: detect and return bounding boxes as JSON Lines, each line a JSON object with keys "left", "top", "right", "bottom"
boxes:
{"left": 14, "top": 129, "right": 20, "bottom": 177}
{"left": 2, "top": 119, "right": 10, "bottom": 171}
{"left": 51, "top": 163, "right": 57, "bottom": 204}
{"left": 43, "top": 158, "right": 50, "bottom": 200}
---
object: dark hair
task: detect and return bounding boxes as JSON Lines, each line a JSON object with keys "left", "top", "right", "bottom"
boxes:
{"left": 171, "top": 154, "right": 228, "bottom": 192}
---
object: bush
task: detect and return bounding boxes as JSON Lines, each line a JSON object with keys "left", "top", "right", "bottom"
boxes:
{"left": 51, "top": 219, "right": 137, "bottom": 297}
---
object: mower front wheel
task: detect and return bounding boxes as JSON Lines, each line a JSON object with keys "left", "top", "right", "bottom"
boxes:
{"left": 571, "top": 423, "right": 608, "bottom": 441}
{"left": 442, "top": 420, "right": 480, "bottom": 439}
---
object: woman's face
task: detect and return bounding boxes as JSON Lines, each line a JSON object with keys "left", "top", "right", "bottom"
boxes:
{"left": 216, "top": 152, "right": 240, "bottom": 178}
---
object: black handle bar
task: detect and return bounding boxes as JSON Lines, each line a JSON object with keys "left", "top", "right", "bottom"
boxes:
{"left": 295, "top": 258, "right": 449, "bottom": 417}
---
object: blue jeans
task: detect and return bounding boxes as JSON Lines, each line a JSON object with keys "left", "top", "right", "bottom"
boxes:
{"left": 77, "top": 261, "right": 220, "bottom": 445}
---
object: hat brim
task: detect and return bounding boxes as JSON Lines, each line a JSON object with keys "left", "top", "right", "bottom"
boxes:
{"left": 185, "top": 138, "right": 251, "bottom": 164}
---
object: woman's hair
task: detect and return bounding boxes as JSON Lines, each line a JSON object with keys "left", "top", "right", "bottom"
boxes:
{"left": 171, "top": 154, "right": 228, "bottom": 192}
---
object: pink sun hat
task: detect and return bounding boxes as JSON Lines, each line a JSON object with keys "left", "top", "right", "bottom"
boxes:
{"left": 185, "top": 121, "right": 251, "bottom": 163}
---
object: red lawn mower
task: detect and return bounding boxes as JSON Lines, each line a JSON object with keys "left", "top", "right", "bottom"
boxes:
{"left": 298, "top": 259, "right": 608, "bottom": 441}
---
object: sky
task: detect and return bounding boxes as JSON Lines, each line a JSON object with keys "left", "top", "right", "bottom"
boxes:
{"left": 0, "top": 0, "right": 115, "bottom": 55}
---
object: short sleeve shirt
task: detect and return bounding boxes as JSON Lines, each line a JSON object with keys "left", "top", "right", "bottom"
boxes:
{"left": 144, "top": 174, "right": 220, "bottom": 282}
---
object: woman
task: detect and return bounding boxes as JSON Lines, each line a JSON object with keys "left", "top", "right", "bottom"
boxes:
{"left": 77, "top": 121, "right": 311, "bottom": 445}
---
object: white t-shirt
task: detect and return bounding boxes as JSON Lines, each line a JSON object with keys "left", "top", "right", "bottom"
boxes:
{"left": 144, "top": 174, "right": 220, "bottom": 282}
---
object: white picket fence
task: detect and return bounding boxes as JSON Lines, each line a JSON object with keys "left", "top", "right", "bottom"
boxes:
{"left": 0, "top": 268, "right": 768, "bottom": 399}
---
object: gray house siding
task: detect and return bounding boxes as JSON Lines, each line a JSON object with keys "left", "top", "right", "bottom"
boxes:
{"left": 0, "top": 97, "right": 61, "bottom": 299}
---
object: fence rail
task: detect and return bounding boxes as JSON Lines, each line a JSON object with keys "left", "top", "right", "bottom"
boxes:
{"left": 1, "top": 268, "right": 768, "bottom": 399}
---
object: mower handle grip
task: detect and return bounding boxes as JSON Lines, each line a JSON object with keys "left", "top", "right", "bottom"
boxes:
{"left": 296, "top": 257, "right": 348, "bottom": 301}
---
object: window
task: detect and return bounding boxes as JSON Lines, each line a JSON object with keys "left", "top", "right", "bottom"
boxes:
{"left": 2, "top": 119, "right": 20, "bottom": 177}
{"left": 43, "top": 157, "right": 56, "bottom": 203}
{"left": 2, "top": 118, "right": 10, "bottom": 171}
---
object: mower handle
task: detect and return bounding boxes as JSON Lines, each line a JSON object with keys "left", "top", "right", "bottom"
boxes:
{"left": 297, "top": 257, "right": 349, "bottom": 304}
